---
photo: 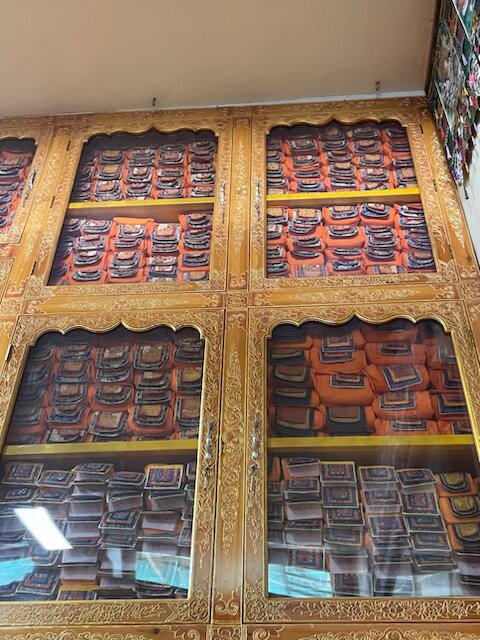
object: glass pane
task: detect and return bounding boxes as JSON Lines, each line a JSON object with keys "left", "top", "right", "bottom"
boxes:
{"left": 266, "top": 121, "right": 417, "bottom": 195}
{"left": 266, "top": 318, "right": 480, "bottom": 598}
{"left": 49, "top": 129, "right": 217, "bottom": 286}
{"left": 0, "top": 325, "right": 203, "bottom": 601}
{"left": 0, "top": 138, "right": 36, "bottom": 235}
{"left": 267, "top": 201, "right": 434, "bottom": 278}
{"left": 71, "top": 130, "right": 217, "bottom": 204}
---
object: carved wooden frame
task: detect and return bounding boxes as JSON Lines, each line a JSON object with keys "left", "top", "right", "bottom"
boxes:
{"left": 0, "top": 123, "right": 54, "bottom": 246}
{"left": 0, "top": 309, "right": 224, "bottom": 626}
{"left": 25, "top": 110, "right": 233, "bottom": 300}
{"left": 248, "top": 98, "right": 473, "bottom": 300}
{"left": 245, "top": 300, "right": 480, "bottom": 623}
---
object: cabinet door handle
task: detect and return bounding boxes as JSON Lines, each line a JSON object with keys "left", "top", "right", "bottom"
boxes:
{"left": 255, "top": 180, "right": 261, "bottom": 222}
{"left": 203, "top": 418, "right": 214, "bottom": 489}
{"left": 220, "top": 181, "right": 227, "bottom": 224}
{"left": 249, "top": 416, "right": 260, "bottom": 491}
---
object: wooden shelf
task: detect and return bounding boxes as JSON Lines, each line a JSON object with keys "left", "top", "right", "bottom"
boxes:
{"left": 266, "top": 187, "right": 421, "bottom": 208}
{"left": 68, "top": 197, "right": 215, "bottom": 221}
{"left": 2, "top": 439, "right": 199, "bottom": 460}
{"left": 268, "top": 435, "right": 477, "bottom": 471}
{"left": 268, "top": 434, "right": 473, "bottom": 450}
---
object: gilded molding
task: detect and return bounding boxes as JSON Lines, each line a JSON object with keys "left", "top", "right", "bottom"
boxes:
{"left": 26, "top": 114, "right": 233, "bottom": 299}
{"left": 0, "top": 310, "right": 223, "bottom": 626}
{"left": 219, "top": 343, "right": 243, "bottom": 553}
{"left": 245, "top": 301, "right": 480, "bottom": 623}
{"left": 208, "top": 626, "right": 243, "bottom": 640}
{"left": 214, "top": 591, "right": 241, "bottom": 618}
{"left": 248, "top": 106, "right": 460, "bottom": 293}
{"left": 0, "top": 124, "right": 54, "bottom": 246}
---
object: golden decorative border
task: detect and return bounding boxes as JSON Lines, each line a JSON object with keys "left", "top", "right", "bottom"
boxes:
{"left": 0, "top": 310, "right": 224, "bottom": 626}
{"left": 248, "top": 101, "right": 459, "bottom": 294}
{"left": 247, "top": 628, "right": 480, "bottom": 640}
{"left": 0, "top": 125, "right": 54, "bottom": 247}
{"left": 244, "top": 301, "right": 480, "bottom": 623}
{"left": 25, "top": 112, "right": 233, "bottom": 300}
{"left": 0, "top": 627, "right": 207, "bottom": 640}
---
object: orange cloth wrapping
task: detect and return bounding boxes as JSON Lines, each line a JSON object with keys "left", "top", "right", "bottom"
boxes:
{"left": 426, "top": 342, "right": 458, "bottom": 370}
{"left": 312, "top": 329, "right": 366, "bottom": 350}
{"left": 309, "top": 348, "right": 367, "bottom": 374}
{"left": 446, "top": 523, "right": 477, "bottom": 552}
{"left": 322, "top": 205, "right": 360, "bottom": 226}
{"left": 439, "top": 495, "right": 480, "bottom": 524}
{"left": 268, "top": 456, "right": 282, "bottom": 482}
{"left": 286, "top": 236, "right": 324, "bottom": 252}
{"left": 324, "top": 248, "right": 362, "bottom": 262}
{"left": 365, "top": 364, "right": 430, "bottom": 393}
{"left": 362, "top": 253, "right": 402, "bottom": 270}
{"left": 267, "top": 364, "right": 314, "bottom": 388}
{"left": 372, "top": 390, "right": 434, "bottom": 420}
{"left": 91, "top": 384, "right": 134, "bottom": 412}
{"left": 359, "top": 206, "right": 396, "bottom": 227}
{"left": 361, "top": 323, "right": 418, "bottom": 343}
{"left": 268, "top": 387, "right": 320, "bottom": 407}
{"left": 128, "top": 405, "right": 174, "bottom": 437}
{"left": 326, "top": 261, "right": 365, "bottom": 276}
{"left": 435, "top": 472, "right": 477, "bottom": 497}
{"left": 269, "top": 348, "right": 310, "bottom": 367}
{"left": 287, "top": 252, "right": 325, "bottom": 267}
{"left": 364, "top": 342, "right": 426, "bottom": 366}
{"left": 365, "top": 264, "right": 405, "bottom": 276}
{"left": 431, "top": 392, "right": 468, "bottom": 420}
{"left": 437, "top": 419, "right": 472, "bottom": 435}
{"left": 269, "top": 405, "right": 325, "bottom": 435}
{"left": 323, "top": 226, "right": 365, "bottom": 249}
{"left": 374, "top": 418, "right": 439, "bottom": 436}
{"left": 67, "top": 268, "right": 108, "bottom": 285}
{"left": 430, "top": 367, "right": 462, "bottom": 392}
{"left": 314, "top": 373, "right": 374, "bottom": 406}
{"left": 107, "top": 268, "right": 145, "bottom": 284}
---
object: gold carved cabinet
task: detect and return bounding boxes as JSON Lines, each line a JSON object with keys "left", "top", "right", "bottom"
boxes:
{"left": 0, "top": 99, "right": 480, "bottom": 640}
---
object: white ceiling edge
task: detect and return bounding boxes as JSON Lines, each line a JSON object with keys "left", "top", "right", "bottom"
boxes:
{"left": 17, "top": 89, "right": 426, "bottom": 119}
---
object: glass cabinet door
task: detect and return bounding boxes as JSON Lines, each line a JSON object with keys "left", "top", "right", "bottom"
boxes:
{"left": 245, "top": 302, "right": 480, "bottom": 624}
{"left": 26, "top": 111, "right": 232, "bottom": 299}
{"left": 249, "top": 103, "right": 463, "bottom": 299}
{"left": 0, "top": 123, "right": 54, "bottom": 246}
{"left": 0, "top": 309, "right": 223, "bottom": 626}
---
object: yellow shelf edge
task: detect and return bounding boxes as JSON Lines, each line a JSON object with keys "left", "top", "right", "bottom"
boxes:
{"left": 69, "top": 197, "right": 215, "bottom": 211}
{"left": 267, "top": 434, "right": 474, "bottom": 451}
{"left": 266, "top": 188, "right": 421, "bottom": 205}
{"left": 3, "top": 439, "right": 199, "bottom": 458}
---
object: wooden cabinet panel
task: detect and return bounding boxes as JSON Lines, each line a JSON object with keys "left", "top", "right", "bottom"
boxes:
{"left": 248, "top": 100, "right": 462, "bottom": 303}
{"left": 245, "top": 301, "right": 480, "bottom": 623}
{"left": 24, "top": 111, "right": 233, "bottom": 305}
{"left": 0, "top": 310, "right": 224, "bottom": 626}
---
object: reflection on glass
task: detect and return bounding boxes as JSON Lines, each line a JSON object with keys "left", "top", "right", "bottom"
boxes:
{"left": 70, "top": 130, "right": 217, "bottom": 204}
{"left": 0, "top": 138, "right": 36, "bottom": 235}
{"left": 0, "top": 325, "right": 202, "bottom": 601}
{"left": 267, "top": 319, "right": 480, "bottom": 598}
{"left": 48, "top": 128, "right": 217, "bottom": 286}
{"left": 266, "top": 201, "right": 435, "bottom": 279}
{"left": 0, "top": 459, "right": 195, "bottom": 600}
{"left": 7, "top": 326, "right": 204, "bottom": 445}
{"left": 267, "top": 121, "right": 418, "bottom": 196}
{"left": 268, "top": 319, "right": 471, "bottom": 438}
{"left": 265, "top": 120, "right": 435, "bottom": 280}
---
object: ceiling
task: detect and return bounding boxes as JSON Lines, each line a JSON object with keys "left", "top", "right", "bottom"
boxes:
{"left": 1, "top": 0, "right": 437, "bottom": 118}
